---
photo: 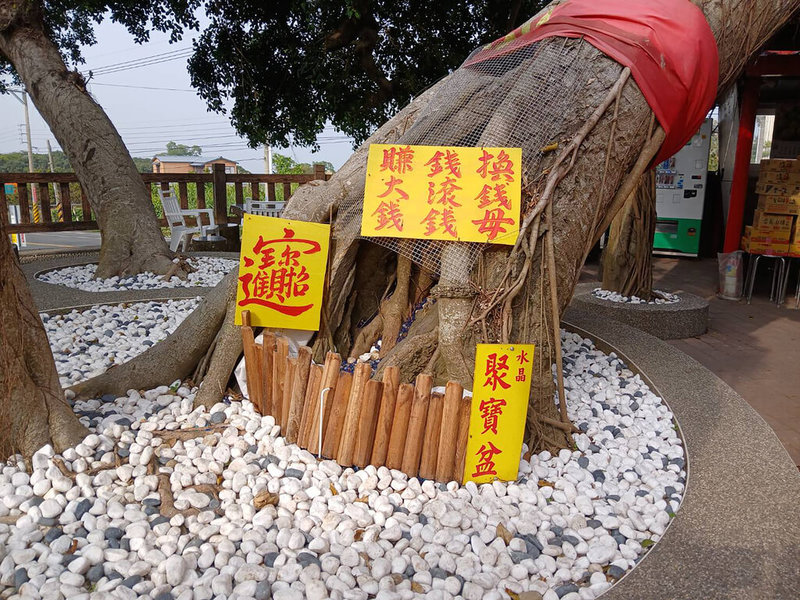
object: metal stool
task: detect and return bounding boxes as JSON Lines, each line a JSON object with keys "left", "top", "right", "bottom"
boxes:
{"left": 776, "top": 256, "right": 799, "bottom": 308}
{"left": 744, "top": 253, "right": 787, "bottom": 305}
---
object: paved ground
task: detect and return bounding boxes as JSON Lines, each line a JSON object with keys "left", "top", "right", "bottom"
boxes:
{"left": 18, "top": 231, "right": 101, "bottom": 252}
{"left": 582, "top": 256, "right": 800, "bottom": 465}
{"left": 565, "top": 309, "right": 800, "bottom": 600}
{"left": 22, "top": 251, "right": 238, "bottom": 312}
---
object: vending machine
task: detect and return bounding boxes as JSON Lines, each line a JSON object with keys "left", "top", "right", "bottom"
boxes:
{"left": 653, "top": 119, "right": 712, "bottom": 256}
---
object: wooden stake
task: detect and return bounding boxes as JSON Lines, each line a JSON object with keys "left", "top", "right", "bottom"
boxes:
{"left": 298, "top": 364, "right": 322, "bottom": 449}
{"left": 453, "top": 393, "right": 472, "bottom": 483}
{"left": 370, "top": 366, "right": 399, "bottom": 466}
{"left": 285, "top": 346, "right": 312, "bottom": 444}
{"left": 418, "top": 391, "right": 443, "bottom": 480}
{"left": 321, "top": 371, "right": 352, "bottom": 458}
{"left": 281, "top": 357, "right": 297, "bottom": 432}
{"left": 353, "top": 380, "right": 383, "bottom": 468}
{"left": 240, "top": 310, "right": 261, "bottom": 410}
{"left": 261, "top": 332, "right": 276, "bottom": 416}
{"left": 401, "top": 373, "right": 432, "bottom": 477}
{"left": 337, "top": 362, "right": 372, "bottom": 466}
{"left": 436, "top": 381, "right": 464, "bottom": 482}
{"left": 308, "top": 352, "right": 342, "bottom": 455}
{"left": 272, "top": 337, "right": 289, "bottom": 425}
{"left": 386, "top": 383, "right": 414, "bottom": 470}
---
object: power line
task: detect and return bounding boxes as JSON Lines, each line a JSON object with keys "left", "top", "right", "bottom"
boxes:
{"left": 88, "top": 47, "right": 192, "bottom": 76}
{"left": 90, "top": 82, "right": 197, "bottom": 93}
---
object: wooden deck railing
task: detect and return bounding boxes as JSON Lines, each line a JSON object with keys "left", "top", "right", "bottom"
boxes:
{"left": 1, "top": 163, "right": 328, "bottom": 234}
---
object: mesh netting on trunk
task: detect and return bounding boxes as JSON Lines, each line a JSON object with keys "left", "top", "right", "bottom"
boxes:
{"left": 335, "top": 37, "right": 592, "bottom": 281}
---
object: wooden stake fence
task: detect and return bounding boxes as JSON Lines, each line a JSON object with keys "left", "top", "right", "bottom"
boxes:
{"left": 240, "top": 311, "right": 472, "bottom": 483}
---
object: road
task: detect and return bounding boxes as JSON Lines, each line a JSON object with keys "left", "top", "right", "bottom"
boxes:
{"left": 17, "top": 231, "right": 101, "bottom": 252}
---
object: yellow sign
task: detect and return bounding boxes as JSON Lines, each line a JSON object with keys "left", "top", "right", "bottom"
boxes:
{"left": 362, "top": 144, "right": 522, "bottom": 244}
{"left": 235, "top": 214, "right": 330, "bottom": 331}
{"left": 463, "top": 343, "right": 535, "bottom": 484}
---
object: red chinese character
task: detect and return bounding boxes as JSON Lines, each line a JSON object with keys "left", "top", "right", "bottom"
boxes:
{"left": 441, "top": 208, "right": 458, "bottom": 239}
{"left": 436, "top": 176, "right": 462, "bottom": 208}
{"left": 493, "top": 184, "right": 511, "bottom": 209}
{"left": 489, "top": 150, "right": 515, "bottom": 182}
{"left": 479, "top": 397, "right": 507, "bottom": 435}
{"left": 372, "top": 200, "right": 404, "bottom": 232}
{"left": 472, "top": 208, "right": 515, "bottom": 241}
{"left": 516, "top": 349, "right": 530, "bottom": 364}
{"left": 238, "top": 228, "right": 320, "bottom": 316}
{"left": 421, "top": 208, "right": 440, "bottom": 236}
{"left": 425, "top": 150, "right": 462, "bottom": 178}
{"left": 279, "top": 244, "right": 301, "bottom": 267}
{"left": 475, "top": 184, "right": 492, "bottom": 209}
{"left": 477, "top": 149, "right": 494, "bottom": 179}
{"left": 380, "top": 146, "right": 415, "bottom": 174}
{"left": 472, "top": 441, "right": 502, "bottom": 478}
{"left": 515, "top": 368, "right": 526, "bottom": 382}
{"left": 484, "top": 353, "right": 511, "bottom": 391}
{"left": 377, "top": 176, "right": 409, "bottom": 201}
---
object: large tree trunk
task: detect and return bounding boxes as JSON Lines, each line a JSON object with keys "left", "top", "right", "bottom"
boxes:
{"left": 0, "top": 203, "right": 87, "bottom": 461}
{"left": 0, "top": 1, "right": 179, "bottom": 278}
{"left": 601, "top": 172, "right": 657, "bottom": 300}
{"left": 61, "top": 0, "right": 800, "bottom": 457}
{"left": 281, "top": 0, "right": 800, "bottom": 453}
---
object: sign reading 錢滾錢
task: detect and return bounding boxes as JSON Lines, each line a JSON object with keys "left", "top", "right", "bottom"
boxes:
{"left": 463, "top": 343, "right": 535, "bottom": 484}
{"left": 235, "top": 214, "right": 330, "bottom": 331}
{"left": 362, "top": 144, "right": 522, "bottom": 245}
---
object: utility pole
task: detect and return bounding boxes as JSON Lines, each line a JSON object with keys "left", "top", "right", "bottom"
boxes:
{"left": 263, "top": 145, "right": 272, "bottom": 201}
{"left": 9, "top": 88, "right": 39, "bottom": 218}
{"left": 264, "top": 145, "right": 272, "bottom": 174}
{"left": 47, "top": 140, "right": 62, "bottom": 219}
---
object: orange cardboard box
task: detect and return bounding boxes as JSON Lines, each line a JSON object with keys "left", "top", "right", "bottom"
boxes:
{"left": 752, "top": 210, "right": 794, "bottom": 230}
{"left": 758, "top": 170, "right": 800, "bottom": 185}
{"left": 760, "top": 158, "right": 799, "bottom": 172}
{"left": 758, "top": 195, "right": 800, "bottom": 215}
{"left": 755, "top": 182, "right": 800, "bottom": 198}
{"left": 747, "top": 240, "right": 789, "bottom": 254}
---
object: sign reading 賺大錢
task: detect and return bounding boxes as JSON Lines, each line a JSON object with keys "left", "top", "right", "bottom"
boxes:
{"left": 463, "top": 343, "right": 535, "bottom": 484}
{"left": 235, "top": 214, "right": 330, "bottom": 331}
{"left": 362, "top": 144, "right": 522, "bottom": 244}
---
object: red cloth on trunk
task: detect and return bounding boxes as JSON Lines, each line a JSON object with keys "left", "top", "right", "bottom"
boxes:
{"left": 466, "top": 0, "right": 719, "bottom": 164}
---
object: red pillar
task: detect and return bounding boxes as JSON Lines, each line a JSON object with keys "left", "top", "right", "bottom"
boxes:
{"left": 723, "top": 77, "right": 760, "bottom": 252}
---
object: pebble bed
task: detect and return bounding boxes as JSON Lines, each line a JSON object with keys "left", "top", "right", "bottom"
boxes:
{"left": 592, "top": 288, "right": 680, "bottom": 305}
{"left": 36, "top": 257, "right": 237, "bottom": 292}
{"left": 0, "top": 328, "right": 685, "bottom": 600}
{"left": 43, "top": 300, "right": 201, "bottom": 387}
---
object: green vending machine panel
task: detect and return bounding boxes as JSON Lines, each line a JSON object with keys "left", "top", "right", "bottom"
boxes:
{"left": 653, "top": 119, "right": 712, "bottom": 257}
{"left": 653, "top": 218, "right": 702, "bottom": 255}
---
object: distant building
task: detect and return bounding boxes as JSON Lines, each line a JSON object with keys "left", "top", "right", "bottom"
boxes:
{"left": 151, "top": 155, "right": 239, "bottom": 174}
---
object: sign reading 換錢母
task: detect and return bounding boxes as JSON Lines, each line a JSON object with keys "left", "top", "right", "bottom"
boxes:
{"left": 235, "top": 214, "right": 330, "bottom": 331}
{"left": 463, "top": 343, "right": 535, "bottom": 484}
{"left": 362, "top": 144, "right": 522, "bottom": 244}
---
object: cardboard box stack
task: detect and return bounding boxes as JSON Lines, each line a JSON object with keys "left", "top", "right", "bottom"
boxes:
{"left": 742, "top": 158, "right": 800, "bottom": 255}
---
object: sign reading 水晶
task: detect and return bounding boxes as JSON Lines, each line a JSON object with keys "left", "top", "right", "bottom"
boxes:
{"left": 235, "top": 214, "right": 330, "bottom": 330}
{"left": 362, "top": 144, "right": 522, "bottom": 244}
{"left": 463, "top": 343, "right": 535, "bottom": 484}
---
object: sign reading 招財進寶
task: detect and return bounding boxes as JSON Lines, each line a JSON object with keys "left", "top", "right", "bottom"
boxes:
{"left": 235, "top": 214, "right": 330, "bottom": 331}
{"left": 463, "top": 343, "right": 535, "bottom": 484}
{"left": 362, "top": 144, "right": 522, "bottom": 244}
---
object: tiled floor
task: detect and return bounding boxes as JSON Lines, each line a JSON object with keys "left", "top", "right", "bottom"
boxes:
{"left": 581, "top": 255, "right": 800, "bottom": 465}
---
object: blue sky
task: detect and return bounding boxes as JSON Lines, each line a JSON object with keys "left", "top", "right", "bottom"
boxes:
{"left": 0, "top": 18, "right": 356, "bottom": 171}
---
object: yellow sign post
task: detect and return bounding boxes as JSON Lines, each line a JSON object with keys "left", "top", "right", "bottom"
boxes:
{"left": 235, "top": 214, "right": 330, "bottom": 331}
{"left": 362, "top": 144, "right": 522, "bottom": 245}
{"left": 463, "top": 343, "right": 535, "bottom": 484}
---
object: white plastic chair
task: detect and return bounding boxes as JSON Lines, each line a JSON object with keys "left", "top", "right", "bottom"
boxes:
{"left": 159, "top": 187, "right": 218, "bottom": 252}
{"left": 245, "top": 197, "right": 285, "bottom": 217}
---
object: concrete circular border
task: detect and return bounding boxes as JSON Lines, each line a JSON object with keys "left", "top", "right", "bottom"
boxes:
{"left": 570, "top": 283, "right": 709, "bottom": 340}
{"left": 564, "top": 307, "right": 800, "bottom": 600}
